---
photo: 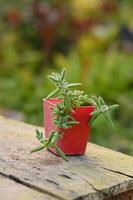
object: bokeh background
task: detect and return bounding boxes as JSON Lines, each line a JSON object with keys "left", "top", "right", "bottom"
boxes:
{"left": 0, "top": 0, "right": 133, "bottom": 155}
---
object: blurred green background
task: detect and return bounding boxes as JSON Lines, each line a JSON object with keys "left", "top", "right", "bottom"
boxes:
{"left": 0, "top": 0, "right": 133, "bottom": 155}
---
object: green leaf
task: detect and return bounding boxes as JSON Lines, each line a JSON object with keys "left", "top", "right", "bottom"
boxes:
{"left": 67, "top": 83, "right": 82, "bottom": 87}
{"left": 87, "top": 98, "right": 97, "bottom": 106}
{"left": 89, "top": 109, "right": 102, "bottom": 124}
{"left": 36, "top": 129, "right": 44, "bottom": 141}
{"left": 55, "top": 145, "right": 69, "bottom": 162}
{"left": 67, "top": 121, "right": 79, "bottom": 125}
{"left": 64, "top": 94, "right": 72, "bottom": 111}
{"left": 36, "top": 129, "right": 41, "bottom": 139}
{"left": 108, "top": 104, "right": 119, "bottom": 112}
{"left": 31, "top": 144, "right": 46, "bottom": 153}
{"left": 60, "top": 68, "right": 66, "bottom": 80}
{"left": 102, "top": 113, "right": 115, "bottom": 130}
{"left": 47, "top": 75, "right": 59, "bottom": 83}
{"left": 55, "top": 73, "right": 60, "bottom": 80}
{"left": 49, "top": 132, "right": 60, "bottom": 146}
{"left": 47, "top": 131, "right": 56, "bottom": 146}
{"left": 91, "top": 109, "right": 101, "bottom": 116}
{"left": 98, "top": 96, "right": 105, "bottom": 106}
{"left": 46, "top": 88, "right": 60, "bottom": 99}
{"left": 91, "top": 96, "right": 100, "bottom": 108}
{"left": 89, "top": 115, "right": 98, "bottom": 125}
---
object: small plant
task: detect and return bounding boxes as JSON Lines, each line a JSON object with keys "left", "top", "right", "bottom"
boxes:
{"left": 31, "top": 68, "right": 119, "bottom": 161}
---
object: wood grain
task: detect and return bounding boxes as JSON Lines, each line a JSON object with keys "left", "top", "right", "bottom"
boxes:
{"left": 0, "top": 175, "right": 56, "bottom": 200}
{"left": 0, "top": 115, "right": 133, "bottom": 200}
{"left": 108, "top": 190, "right": 133, "bottom": 200}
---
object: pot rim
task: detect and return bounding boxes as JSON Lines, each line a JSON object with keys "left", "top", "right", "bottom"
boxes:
{"left": 43, "top": 98, "right": 95, "bottom": 108}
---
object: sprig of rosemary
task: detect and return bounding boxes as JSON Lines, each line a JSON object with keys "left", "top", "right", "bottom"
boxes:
{"left": 31, "top": 129, "right": 68, "bottom": 161}
{"left": 46, "top": 68, "right": 81, "bottom": 101}
{"left": 89, "top": 96, "right": 119, "bottom": 129}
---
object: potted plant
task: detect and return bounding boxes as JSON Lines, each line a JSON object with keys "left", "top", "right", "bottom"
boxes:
{"left": 31, "top": 68, "right": 119, "bottom": 161}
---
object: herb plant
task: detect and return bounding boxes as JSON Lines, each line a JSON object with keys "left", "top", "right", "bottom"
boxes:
{"left": 31, "top": 68, "right": 119, "bottom": 161}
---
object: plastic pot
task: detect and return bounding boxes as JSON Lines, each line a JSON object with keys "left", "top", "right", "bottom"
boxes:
{"left": 43, "top": 98, "right": 95, "bottom": 155}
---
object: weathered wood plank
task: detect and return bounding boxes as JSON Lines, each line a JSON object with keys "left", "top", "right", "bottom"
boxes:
{"left": 0, "top": 174, "right": 56, "bottom": 200}
{"left": 108, "top": 190, "right": 133, "bottom": 200}
{"left": 0, "top": 115, "right": 133, "bottom": 200}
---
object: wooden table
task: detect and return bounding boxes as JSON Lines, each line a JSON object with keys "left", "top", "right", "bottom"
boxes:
{"left": 0, "top": 115, "right": 133, "bottom": 200}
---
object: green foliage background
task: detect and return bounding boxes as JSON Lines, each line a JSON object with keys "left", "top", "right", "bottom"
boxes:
{"left": 0, "top": 0, "right": 133, "bottom": 155}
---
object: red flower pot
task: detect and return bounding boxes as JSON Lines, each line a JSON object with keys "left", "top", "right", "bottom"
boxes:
{"left": 43, "top": 98, "right": 95, "bottom": 155}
